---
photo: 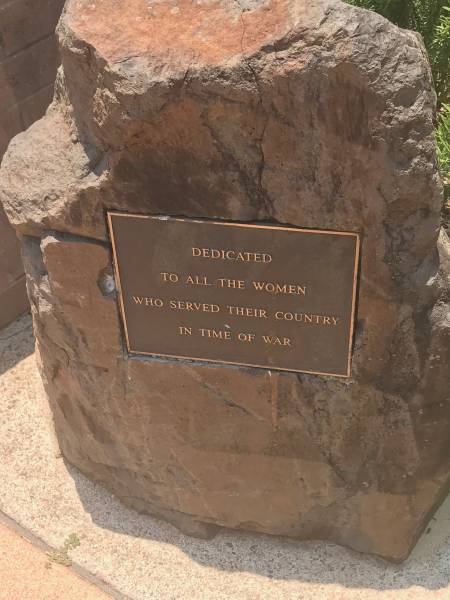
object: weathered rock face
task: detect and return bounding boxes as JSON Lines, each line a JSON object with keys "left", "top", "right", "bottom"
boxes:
{"left": 1, "top": 0, "right": 449, "bottom": 561}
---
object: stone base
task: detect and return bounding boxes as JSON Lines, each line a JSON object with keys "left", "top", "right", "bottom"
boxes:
{"left": 17, "top": 231, "right": 450, "bottom": 561}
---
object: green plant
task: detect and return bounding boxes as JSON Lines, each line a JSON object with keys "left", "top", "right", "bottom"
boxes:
{"left": 436, "top": 104, "right": 450, "bottom": 175}
{"left": 431, "top": 6, "right": 450, "bottom": 106}
{"left": 46, "top": 533, "right": 81, "bottom": 567}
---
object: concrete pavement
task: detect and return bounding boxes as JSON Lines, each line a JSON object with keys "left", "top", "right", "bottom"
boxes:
{"left": 0, "top": 519, "right": 113, "bottom": 600}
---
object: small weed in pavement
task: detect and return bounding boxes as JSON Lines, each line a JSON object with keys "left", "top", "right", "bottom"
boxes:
{"left": 46, "top": 533, "right": 81, "bottom": 568}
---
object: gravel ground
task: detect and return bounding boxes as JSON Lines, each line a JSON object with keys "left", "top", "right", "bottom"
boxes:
{"left": 1, "top": 313, "right": 450, "bottom": 600}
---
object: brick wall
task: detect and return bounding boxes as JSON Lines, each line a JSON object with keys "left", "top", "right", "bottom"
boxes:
{"left": 0, "top": 0, "right": 65, "bottom": 329}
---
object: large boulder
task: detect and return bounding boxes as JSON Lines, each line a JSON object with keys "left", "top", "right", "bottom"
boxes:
{"left": 1, "top": 0, "right": 449, "bottom": 561}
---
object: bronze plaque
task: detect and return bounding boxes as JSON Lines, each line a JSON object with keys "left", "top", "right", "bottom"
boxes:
{"left": 108, "top": 213, "right": 360, "bottom": 377}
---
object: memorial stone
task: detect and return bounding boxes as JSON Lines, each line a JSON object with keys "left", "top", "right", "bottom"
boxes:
{"left": 0, "top": 0, "right": 449, "bottom": 561}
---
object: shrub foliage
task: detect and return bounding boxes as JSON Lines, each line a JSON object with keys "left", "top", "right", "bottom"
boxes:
{"left": 437, "top": 104, "right": 450, "bottom": 178}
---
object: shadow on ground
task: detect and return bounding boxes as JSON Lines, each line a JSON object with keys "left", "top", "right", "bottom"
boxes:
{"left": 67, "top": 459, "right": 450, "bottom": 592}
{"left": 0, "top": 313, "right": 34, "bottom": 376}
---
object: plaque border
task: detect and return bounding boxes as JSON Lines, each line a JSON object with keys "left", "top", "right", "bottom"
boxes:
{"left": 107, "top": 211, "right": 361, "bottom": 378}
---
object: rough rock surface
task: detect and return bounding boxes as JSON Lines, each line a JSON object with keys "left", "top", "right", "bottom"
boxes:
{"left": 0, "top": 0, "right": 449, "bottom": 561}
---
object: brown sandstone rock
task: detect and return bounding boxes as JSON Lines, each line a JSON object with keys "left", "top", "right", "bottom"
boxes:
{"left": 1, "top": 0, "right": 449, "bottom": 561}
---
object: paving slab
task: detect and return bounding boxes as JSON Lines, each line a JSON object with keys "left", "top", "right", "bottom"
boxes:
{"left": 0, "top": 519, "right": 112, "bottom": 600}
{"left": 1, "top": 314, "right": 450, "bottom": 600}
